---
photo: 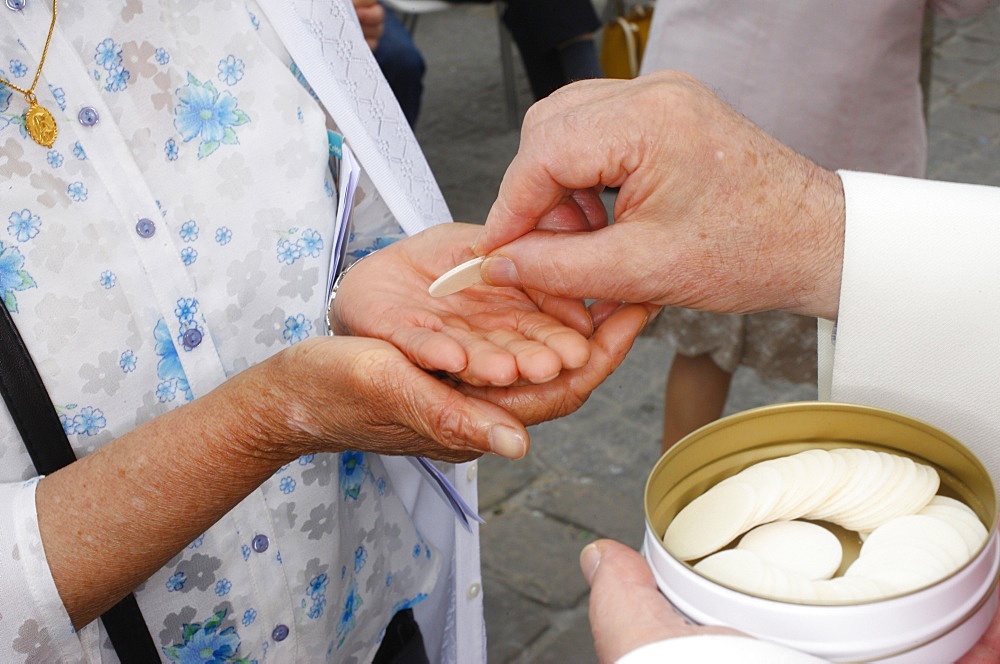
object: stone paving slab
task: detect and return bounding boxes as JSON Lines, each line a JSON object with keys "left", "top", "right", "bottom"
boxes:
{"left": 481, "top": 572, "right": 550, "bottom": 664}
{"left": 404, "top": 2, "right": 1000, "bottom": 661}
{"left": 480, "top": 509, "right": 597, "bottom": 608}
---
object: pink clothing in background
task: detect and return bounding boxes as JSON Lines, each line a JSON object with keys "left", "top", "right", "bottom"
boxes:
{"left": 640, "top": 0, "right": 989, "bottom": 177}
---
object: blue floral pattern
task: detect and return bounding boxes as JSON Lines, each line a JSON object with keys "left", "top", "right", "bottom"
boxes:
{"left": 281, "top": 314, "right": 312, "bottom": 344}
{"left": 0, "top": 80, "right": 12, "bottom": 112}
{"left": 93, "top": 37, "right": 131, "bottom": 92}
{"left": 154, "top": 319, "right": 192, "bottom": 402}
{"left": 162, "top": 610, "right": 253, "bottom": 663}
{"left": 173, "top": 73, "right": 250, "bottom": 159}
{"left": 339, "top": 452, "right": 367, "bottom": 500}
{"left": 335, "top": 581, "right": 362, "bottom": 647}
{"left": 67, "top": 182, "right": 88, "bottom": 202}
{"left": 8, "top": 60, "right": 26, "bottom": 78}
{"left": 218, "top": 55, "right": 245, "bottom": 86}
{"left": 7, "top": 209, "right": 41, "bottom": 243}
{"left": 275, "top": 227, "right": 323, "bottom": 266}
{"left": 120, "top": 350, "right": 137, "bottom": 373}
{"left": 0, "top": 241, "right": 35, "bottom": 312}
{"left": 304, "top": 572, "right": 329, "bottom": 620}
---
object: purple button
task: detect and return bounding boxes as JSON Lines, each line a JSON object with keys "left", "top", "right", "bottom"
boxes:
{"left": 251, "top": 534, "right": 269, "bottom": 553}
{"left": 77, "top": 106, "right": 99, "bottom": 127}
{"left": 271, "top": 624, "right": 289, "bottom": 642}
{"left": 135, "top": 218, "right": 155, "bottom": 238}
{"left": 6, "top": 0, "right": 27, "bottom": 11}
{"left": 182, "top": 328, "right": 203, "bottom": 349}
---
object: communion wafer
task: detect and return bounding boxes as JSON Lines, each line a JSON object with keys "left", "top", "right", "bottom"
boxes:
{"left": 662, "top": 446, "right": 989, "bottom": 603}
{"left": 834, "top": 453, "right": 938, "bottom": 532}
{"left": 803, "top": 449, "right": 884, "bottom": 523}
{"left": 692, "top": 512, "right": 975, "bottom": 602}
{"left": 859, "top": 514, "right": 972, "bottom": 571}
{"left": 693, "top": 548, "right": 769, "bottom": 591}
{"left": 720, "top": 464, "right": 784, "bottom": 526}
{"left": 768, "top": 449, "right": 841, "bottom": 521}
{"left": 802, "top": 449, "right": 938, "bottom": 531}
{"left": 737, "top": 520, "right": 843, "bottom": 581}
{"left": 663, "top": 448, "right": 941, "bottom": 562}
{"left": 695, "top": 548, "right": 821, "bottom": 602}
{"left": 662, "top": 481, "right": 758, "bottom": 561}
{"left": 918, "top": 495, "right": 989, "bottom": 553}
{"left": 428, "top": 256, "right": 485, "bottom": 297}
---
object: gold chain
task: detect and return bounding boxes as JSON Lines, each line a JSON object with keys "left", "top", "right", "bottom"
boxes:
{"left": 0, "top": 0, "right": 59, "bottom": 147}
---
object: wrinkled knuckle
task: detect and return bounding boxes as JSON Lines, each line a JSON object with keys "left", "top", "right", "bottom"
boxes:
{"left": 423, "top": 394, "right": 481, "bottom": 452}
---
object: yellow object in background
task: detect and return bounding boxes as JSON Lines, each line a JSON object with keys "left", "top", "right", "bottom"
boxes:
{"left": 600, "top": 1, "right": 654, "bottom": 79}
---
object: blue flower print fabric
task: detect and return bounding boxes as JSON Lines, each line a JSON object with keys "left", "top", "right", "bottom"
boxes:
{"left": 0, "top": 2, "right": 438, "bottom": 662}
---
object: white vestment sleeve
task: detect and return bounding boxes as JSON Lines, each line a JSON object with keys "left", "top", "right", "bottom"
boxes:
{"left": 831, "top": 171, "right": 1000, "bottom": 484}
{"left": 617, "top": 635, "right": 827, "bottom": 663}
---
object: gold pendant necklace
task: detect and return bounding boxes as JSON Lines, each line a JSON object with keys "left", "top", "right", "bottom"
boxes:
{"left": 1, "top": 0, "right": 59, "bottom": 148}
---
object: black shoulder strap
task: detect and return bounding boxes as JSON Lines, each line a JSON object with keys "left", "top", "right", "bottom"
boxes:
{"left": 0, "top": 305, "right": 75, "bottom": 474}
{"left": 0, "top": 304, "right": 159, "bottom": 662}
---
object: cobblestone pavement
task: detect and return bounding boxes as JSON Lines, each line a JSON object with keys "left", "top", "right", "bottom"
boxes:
{"left": 404, "top": 3, "right": 1000, "bottom": 662}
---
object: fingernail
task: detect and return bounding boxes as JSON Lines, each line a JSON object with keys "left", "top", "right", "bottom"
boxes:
{"left": 489, "top": 425, "right": 526, "bottom": 459}
{"left": 482, "top": 256, "right": 520, "bottom": 287}
{"left": 471, "top": 230, "right": 484, "bottom": 255}
{"left": 580, "top": 542, "right": 602, "bottom": 584}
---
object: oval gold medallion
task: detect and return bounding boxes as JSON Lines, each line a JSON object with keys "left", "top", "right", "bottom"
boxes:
{"left": 25, "top": 102, "right": 58, "bottom": 148}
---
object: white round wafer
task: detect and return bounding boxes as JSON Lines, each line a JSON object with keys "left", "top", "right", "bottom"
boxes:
{"left": 809, "top": 448, "right": 885, "bottom": 523}
{"left": 722, "top": 464, "right": 784, "bottom": 525}
{"left": 781, "top": 449, "right": 848, "bottom": 521}
{"left": 428, "top": 256, "right": 486, "bottom": 297}
{"left": 845, "top": 514, "right": 972, "bottom": 594}
{"left": 737, "top": 520, "right": 843, "bottom": 581}
{"left": 695, "top": 548, "right": 821, "bottom": 602}
{"left": 835, "top": 451, "right": 905, "bottom": 521}
{"left": 865, "top": 513, "right": 972, "bottom": 566}
{"left": 663, "top": 481, "right": 758, "bottom": 561}
{"left": 837, "top": 453, "right": 938, "bottom": 532}
{"left": 765, "top": 452, "right": 816, "bottom": 521}
{"left": 693, "top": 548, "right": 769, "bottom": 593}
{"left": 847, "top": 545, "right": 953, "bottom": 594}
{"left": 919, "top": 496, "right": 988, "bottom": 553}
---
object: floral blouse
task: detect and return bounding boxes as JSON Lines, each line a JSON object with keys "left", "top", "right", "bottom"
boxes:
{"left": 0, "top": 1, "right": 446, "bottom": 662}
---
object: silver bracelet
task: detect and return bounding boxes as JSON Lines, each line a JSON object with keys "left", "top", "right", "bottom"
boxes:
{"left": 325, "top": 250, "right": 377, "bottom": 336}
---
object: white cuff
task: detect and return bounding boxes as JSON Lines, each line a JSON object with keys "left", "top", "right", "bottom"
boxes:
{"left": 0, "top": 478, "right": 87, "bottom": 662}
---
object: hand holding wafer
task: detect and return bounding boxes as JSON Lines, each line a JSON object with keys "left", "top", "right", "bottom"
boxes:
{"left": 428, "top": 256, "right": 486, "bottom": 297}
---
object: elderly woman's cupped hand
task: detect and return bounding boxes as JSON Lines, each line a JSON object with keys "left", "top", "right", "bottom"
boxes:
{"left": 329, "top": 222, "right": 599, "bottom": 388}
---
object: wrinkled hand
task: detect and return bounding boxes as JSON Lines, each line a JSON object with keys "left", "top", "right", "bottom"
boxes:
{"left": 249, "top": 334, "right": 529, "bottom": 462}
{"left": 330, "top": 223, "right": 597, "bottom": 388}
{"left": 474, "top": 71, "right": 846, "bottom": 321}
{"left": 353, "top": 0, "right": 385, "bottom": 50}
{"left": 582, "top": 539, "right": 740, "bottom": 663}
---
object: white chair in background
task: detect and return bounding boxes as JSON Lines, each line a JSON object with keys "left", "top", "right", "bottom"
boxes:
{"left": 380, "top": 0, "right": 520, "bottom": 128}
